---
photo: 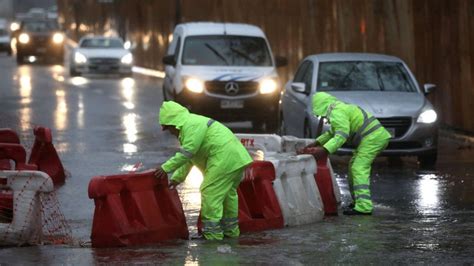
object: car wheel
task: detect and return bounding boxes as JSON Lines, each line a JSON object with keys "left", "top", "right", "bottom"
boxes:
{"left": 16, "top": 55, "right": 24, "bottom": 65}
{"left": 418, "top": 153, "right": 437, "bottom": 168}
{"left": 278, "top": 113, "right": 286, "bottom": 136}
{"left": 69, "top": 67, "right": 80, "bottom": 77}
{"left": 303, "top": 120, "right": 312, "bottom": 138}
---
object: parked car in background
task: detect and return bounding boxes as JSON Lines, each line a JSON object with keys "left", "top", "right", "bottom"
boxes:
{"left": 281, "top": 53, "right": 438, "bottom": 166}
{"left": 162, "top": 22, "right": 287, "bottom": 132}
{"left": 70, "top": 36, "right": 133, "bottom": 77}
{"left": 14, "top": 18, "right": 64, "bottom": 64}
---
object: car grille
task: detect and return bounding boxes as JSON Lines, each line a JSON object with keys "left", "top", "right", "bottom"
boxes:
{"left": 205, "top": 81, "right": 258, "bottom": 96}
{"left": 89, "top": 58, "right": 120, "bottom": 65}
{"left": 31, "top": 36, "right": 49, "bottom": 46}
{"left": 378, "top": 117, "right": 412, "bottom": 138}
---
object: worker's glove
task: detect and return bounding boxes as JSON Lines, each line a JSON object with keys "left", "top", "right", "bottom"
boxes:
{"left": 297, "top": 142, "right": 320, "bottom": 154}
{"left": 154, "top": 167, "right": 168, "bottom": 179}
{"left": 297, "top": 146, "right": 328, "bottom": 160}
{"left": 168, "top": 180, "right": 180, "bottom": 190}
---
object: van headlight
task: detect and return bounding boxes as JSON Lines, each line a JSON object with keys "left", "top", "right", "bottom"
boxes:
{"left": 417, "top": 109, "right": 437, "bottom": 124}
{"left": 74, "top": 52, "right": 87, "bottom": 64}
{"left": 121, "top": 53, "right": 133, "bottom": 65}
{"left": 52, "top": 33, "right": 64, "bottom": 44}
{"left": 185, "top": 78, "right": 204, "bottom": 93}
{"left": 259, "top": 79, "right": 277, "bottom": 94}
{"left": 18, "top": 33, "right": 30, "bottom": 44}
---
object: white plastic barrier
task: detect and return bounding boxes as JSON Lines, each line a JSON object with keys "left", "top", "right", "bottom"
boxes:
{"left": 281, "top": 136, "right": 342, "bottom": 204}
{"left": 236, "top": 134, "right": 340, "bottom": 226}
{"left": 0, "top": 171, "right": 53, "bottom": 246}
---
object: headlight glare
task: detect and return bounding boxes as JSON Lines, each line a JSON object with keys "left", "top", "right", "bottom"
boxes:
{"left": 18, "top": 33, "right": 30, "bottom": 44}
{"left": 74, "top": 52, "right": 87, "bottom": 64}
{"left": 52, "top": 33, "right": 64, "bottom": 44}
{"left": 417, "top": 109, "right": 437, "bottom": 124}
{"left": 121, "top": 53, "right": 133, "bottom": 64}
{"left": 259, "top": 79, "right": 278, "bottom": 94}
{"left": 185, "top": 78, "right": 204, "bottom": 93}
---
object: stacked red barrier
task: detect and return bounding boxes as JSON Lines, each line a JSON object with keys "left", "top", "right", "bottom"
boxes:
{"left": 0, "top": 129, "right": 20, "bottom": 170}
{"left": 28, "top": 127, "right": 66, "bottom": 184}
{"left": 197, "top": 161, "right": 284, "bottom": 234}
{"left": 238, "top": 161, "right": 284, "bottom": 232}
{"left": 314, "top": 155, "right": 338, "bottom": 215}
{"left": 88, "top": 171, "right": 189, "bottom": 248}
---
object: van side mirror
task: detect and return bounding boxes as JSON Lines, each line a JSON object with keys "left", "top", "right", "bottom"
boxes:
{"left": 162, "top": 55, "right": 176, "bottom": 66}
{"left": 424, "top": 83, "right": 436, "bottom": 95}
{"left": 291, "top": 82, "right": 306, "bottom": 94}
{"left": 275, "top": 56, "right": 288, "bottom": 68}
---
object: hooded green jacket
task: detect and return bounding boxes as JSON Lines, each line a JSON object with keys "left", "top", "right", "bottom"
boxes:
{"left": 159, "top": 101, "right": 252, "bottom": 185}
{"left": 312, "top": 92, "right": 390, "bottom": 154}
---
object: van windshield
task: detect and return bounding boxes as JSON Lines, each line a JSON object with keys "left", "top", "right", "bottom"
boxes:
{"left": 182, "top": 35, "right": 272, "bottom": 66}
{"left": 317, "top": 61, "right": 417, "bottom": 92}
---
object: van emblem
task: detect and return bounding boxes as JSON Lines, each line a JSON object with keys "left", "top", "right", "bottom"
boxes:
{"left": 225, "top": 82, "right": 239, "bottom": 95}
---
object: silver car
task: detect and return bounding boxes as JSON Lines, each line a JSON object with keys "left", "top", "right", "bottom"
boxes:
{"left": 281, "top": 53, "right": 438, "bottom": 166}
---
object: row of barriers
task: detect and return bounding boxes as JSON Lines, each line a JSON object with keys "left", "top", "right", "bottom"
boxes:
{"left": 0, "top": 127, "right": 70, "bottom": 246}
{"left": 88, "top": 134, "right": 341, "bottom": 248}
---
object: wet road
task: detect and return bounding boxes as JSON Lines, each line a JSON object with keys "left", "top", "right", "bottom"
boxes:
{"left": 0, "top": 54, "right": 473, "bottom": 264}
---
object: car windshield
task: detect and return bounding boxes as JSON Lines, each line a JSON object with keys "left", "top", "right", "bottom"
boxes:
{"left": 80, "top": 38, "right": 124, "bottom": 48}
{"left": 317, "top": 61, "right": 417, "bottom": 92}
{"left": 23, "top": 21, "right": 58, "bottom": 32}
{"left": 182, "top": 35, "right": 272, "bottom": 66}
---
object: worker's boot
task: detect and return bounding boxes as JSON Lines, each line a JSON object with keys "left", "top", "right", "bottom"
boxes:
{"left": 342, "top": 207, "right": 372, "bottom": 216}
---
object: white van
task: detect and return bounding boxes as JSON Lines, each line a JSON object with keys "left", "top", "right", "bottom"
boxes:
{"left": 162, "top": 22, "right": 287, "bottom": 132}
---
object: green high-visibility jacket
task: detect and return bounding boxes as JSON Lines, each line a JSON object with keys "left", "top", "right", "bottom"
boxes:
{"left": 159, "top": 101, "right": 252, "bottom": 187}
{"left": 312, "top": 92, "right": 391, "bottom": 154}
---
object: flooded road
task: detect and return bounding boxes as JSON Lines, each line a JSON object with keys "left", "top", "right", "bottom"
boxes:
{"left": 0, "top": 55, "right": 473, "bottom": 264}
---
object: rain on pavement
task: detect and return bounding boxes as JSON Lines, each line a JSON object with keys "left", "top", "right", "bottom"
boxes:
{"left": 0, "top": 54, "right": 473, "bottom": 264}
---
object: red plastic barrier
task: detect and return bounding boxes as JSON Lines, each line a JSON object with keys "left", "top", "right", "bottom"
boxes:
{"left": 28, "top": 126, "right": 66, "bottom": 184}
{"left": 88, "top": 171, "right": 189, "bottom": 247}
{"left": 315, "top": 155, "right": 338, "bottom": 215}
{"left": 197, "top": 161, "right": 284, "bottom": 234}
{"left": 0, "top": 143, "right": 38, "bottom": 170}
{"left": 0, "top": 128, "right": 20, "bottom": 170}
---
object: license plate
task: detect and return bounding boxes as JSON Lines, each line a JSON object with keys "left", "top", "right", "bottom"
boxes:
{"left": 98, "top": 66, "right": 110, "bottom": 71}
{"left": 220, "top": 100, "right": 243, "bottom": 109}
{"left": 387, "top": 128, "right": 396, "bottom": 138}
{"left": 36, "top": 48, "right": 46, "bottom": 53}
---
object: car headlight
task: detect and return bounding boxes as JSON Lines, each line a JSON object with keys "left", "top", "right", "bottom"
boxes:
{"left": 417, "top": 109, "right": 437, "bottom": 124}
{"left": 185, "top": 78, "right": 204, "bottom": 93}
{"left": 121, "top": 53, "right": 133, "bottom": 65}
{"left": 259, "top": 78, "right": 278, "bottom": 94}
{"left": 10, "top": 22, "right": 20, "bottom": 32}
{"left": 18, "top": 33, "right": 30, "bottom": 44}
{"left": 52, "top": 33, "right": 64, "bottom": 44}
{"left": 74, "top": 52, "right": 87, "bottom": 64}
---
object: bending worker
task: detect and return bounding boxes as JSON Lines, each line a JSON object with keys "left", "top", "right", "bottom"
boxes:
{"left": 154, "top": 101, "right": 252, "bottom": 240}
{"left": 300, "top": 92, "right": 391, "bottom": 215}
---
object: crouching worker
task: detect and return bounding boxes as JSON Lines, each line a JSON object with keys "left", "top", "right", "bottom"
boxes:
{"left": 154, "top": 101, "right": 253, "bottom": 240}
{"left": 299, "top": 92, "right": 391, "bottom": 215}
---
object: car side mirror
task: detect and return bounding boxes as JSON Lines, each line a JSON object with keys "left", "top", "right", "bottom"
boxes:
{"left": 275, "top": 56, "right": 288, "bottom": 68}
{"left": 162, "top": 55, "right": 176, "bottom": 66}
{"left": 291, "top": 82, "right": 306, "bottom": 94}
{"left": 424, "top": 83, "right": 436, "bottom": 95}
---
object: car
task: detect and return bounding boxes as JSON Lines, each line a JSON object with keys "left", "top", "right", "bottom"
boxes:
{"left": 70, "top": 36, "right": 133, "bottom": 77}
{"left": 281, "top": 53, "right": 438, "bottom": 166}
{"left": 14, "top": 18, "right": 64, "bottom": 64}
{"left": 162, "top": 22, "right": 287, "bottom": 132}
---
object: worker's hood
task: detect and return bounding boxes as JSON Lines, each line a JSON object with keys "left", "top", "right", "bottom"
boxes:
{"left": 312, "top": 92, "right": 339, "bottom": 116}
{"left": 159, "top": 101, "right": 190, "bottom": 130}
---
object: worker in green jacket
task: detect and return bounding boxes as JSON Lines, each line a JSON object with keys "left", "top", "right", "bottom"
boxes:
{"left": 300, "top": 92, "right": 391, "bottom": 215}
{"left": 154, "top": 101, "right": 253, "bottom": 240}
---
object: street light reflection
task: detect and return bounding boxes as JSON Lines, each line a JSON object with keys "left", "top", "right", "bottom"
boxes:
{"left": 122, "top": 113, "right": 138, "bottom": 153}
{"left": 70, "top": 76, "right": 88, "bottom": 86}
{"left": 18, "top": 67, "right": 32, "bottom": 130}
{"left": 416, "top": 174, "right": 440, "bottom": 215}
{"left": 181, "top": 167, "right": 203, "bottom": 223}
{"left": 55, "top": 89, "right": 68, "bottom": 131}
{"left": 121, "top": 77, "right": 135, "bottom": 110}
